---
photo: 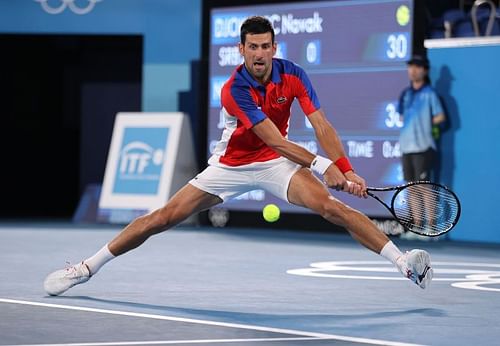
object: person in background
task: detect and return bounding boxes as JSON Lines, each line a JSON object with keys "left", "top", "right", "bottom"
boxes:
{"left": 398, "top": 54, "right": 446, "bottom": 236}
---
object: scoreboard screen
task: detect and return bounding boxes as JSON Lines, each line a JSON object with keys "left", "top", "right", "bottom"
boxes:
{"left": 207, "top": 0, "right": 413, "bottom": 216}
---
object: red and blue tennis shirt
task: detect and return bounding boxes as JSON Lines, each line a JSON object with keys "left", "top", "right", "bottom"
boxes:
{"left": 209, "top": 58, "right": 321, "bottom": 167}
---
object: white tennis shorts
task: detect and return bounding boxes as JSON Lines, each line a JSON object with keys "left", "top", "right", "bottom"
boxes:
{"left": 189, "top": 157, "right": 302, "bottom": 202}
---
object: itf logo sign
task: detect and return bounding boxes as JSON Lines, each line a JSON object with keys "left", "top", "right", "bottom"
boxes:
{"left": 113, "top": 127, "right": 169, "bottom": 195}
{"left": 99, "top": 113, "right": 196, "bottom": 223}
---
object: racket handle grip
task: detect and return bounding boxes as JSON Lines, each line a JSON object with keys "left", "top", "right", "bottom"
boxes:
{"left": 341, "top": 180, "right": 354, "bottom": 192}
{"left": 345, "top": 181, "right": 369, "bottom": 197}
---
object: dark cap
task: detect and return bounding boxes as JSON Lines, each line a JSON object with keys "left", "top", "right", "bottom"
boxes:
{"left": 407, "top": 55, "right": 429, "bottom": 68}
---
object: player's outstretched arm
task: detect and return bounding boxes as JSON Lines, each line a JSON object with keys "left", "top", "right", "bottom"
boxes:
{"left": 307, "top": 109, "right": 366, "bottom": 197}
{"left": 251, "top": 118, "right": 348, "bottom": 191}
{"left": 252, "top": 118, "right": 315, "bottom": 165}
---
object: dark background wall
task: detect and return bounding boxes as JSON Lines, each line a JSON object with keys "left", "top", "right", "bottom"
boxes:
{"left": 0, "top": 35, "right": 142, "bottom": 218}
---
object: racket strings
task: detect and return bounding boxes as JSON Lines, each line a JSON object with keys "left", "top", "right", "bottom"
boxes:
{"left": 393, "top": 184, "right": 460, "bottom": 236}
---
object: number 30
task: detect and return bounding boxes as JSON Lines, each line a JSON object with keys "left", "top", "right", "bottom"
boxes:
{"left": 386, "top": 34, "right": 407, "bottom": 59}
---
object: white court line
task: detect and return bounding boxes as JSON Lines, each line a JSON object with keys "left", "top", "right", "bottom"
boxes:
{"left": 0, "top": 337, "right": 320, "bottom": 346}
{"left": 0, "top": 298, "right": 424, "bottom": 346}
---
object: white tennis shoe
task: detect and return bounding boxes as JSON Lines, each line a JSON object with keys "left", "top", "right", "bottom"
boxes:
{"left": 397, "top": 249, "right": 433, "bottom": 289}
{"left": 44, "top": 262, "right": 91, "bottom": 296}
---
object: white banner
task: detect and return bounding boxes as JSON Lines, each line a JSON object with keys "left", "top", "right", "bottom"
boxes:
{"left": 98, "top": 112, "right": 196, "bottom": 223}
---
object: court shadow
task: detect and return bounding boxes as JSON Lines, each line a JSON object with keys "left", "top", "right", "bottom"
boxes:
{"left": 50, "top": 295, "right": 447, "bottom": 325}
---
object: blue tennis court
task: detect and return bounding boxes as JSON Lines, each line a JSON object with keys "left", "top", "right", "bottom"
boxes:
{"left": 1, "top": 224, "right": 499, "bottom": 346}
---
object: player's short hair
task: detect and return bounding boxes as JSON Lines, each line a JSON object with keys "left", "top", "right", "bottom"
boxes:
{"left": 240, "top": 16, "right": 275, "bottom": 44}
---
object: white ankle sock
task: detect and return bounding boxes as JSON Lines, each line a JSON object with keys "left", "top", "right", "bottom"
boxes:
{"left": 380, "top": 241, "right": 403, "bottom": 265}
{"left": 84, "top": 244, "right": 115, "bottom": 275}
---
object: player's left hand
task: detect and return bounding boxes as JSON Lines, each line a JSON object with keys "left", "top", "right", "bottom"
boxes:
{"left": 344, "top": 171, "right": 368, "bottom": 198}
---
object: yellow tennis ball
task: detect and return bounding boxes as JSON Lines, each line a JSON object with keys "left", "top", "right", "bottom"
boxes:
{"left": 396, "top": 5, "right": 410, "bottom": 26}
{"left": 263, "top": 204, "right": 280, "bottom": 222}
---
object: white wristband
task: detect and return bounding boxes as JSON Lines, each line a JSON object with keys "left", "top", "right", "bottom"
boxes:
{"left": 310, "top": 155, "right": 333, "bottom": 175}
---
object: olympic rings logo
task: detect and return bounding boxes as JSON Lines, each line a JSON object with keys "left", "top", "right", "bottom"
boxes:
{"left": 34, "top": 0, "right": 103, "bottom": 15}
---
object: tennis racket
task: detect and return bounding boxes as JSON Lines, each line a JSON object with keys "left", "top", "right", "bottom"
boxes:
{"left": 362, "top": 181, "right": 461, "bottom": 237}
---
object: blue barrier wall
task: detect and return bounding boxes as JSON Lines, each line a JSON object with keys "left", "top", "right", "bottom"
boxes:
{"left": 0, "top": 0, "right": 201, "bottom": 111}
{"left": 426, "top": 38, "right": 500, "bottom": 243}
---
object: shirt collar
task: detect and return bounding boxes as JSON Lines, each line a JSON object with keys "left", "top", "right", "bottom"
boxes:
{"left": 270, "top": 59, "right": 282, "bottom": 84}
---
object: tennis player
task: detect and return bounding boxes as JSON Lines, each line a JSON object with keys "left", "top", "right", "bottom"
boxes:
{"left": 44, "top": 16, "right": 433, "bottom": 295}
